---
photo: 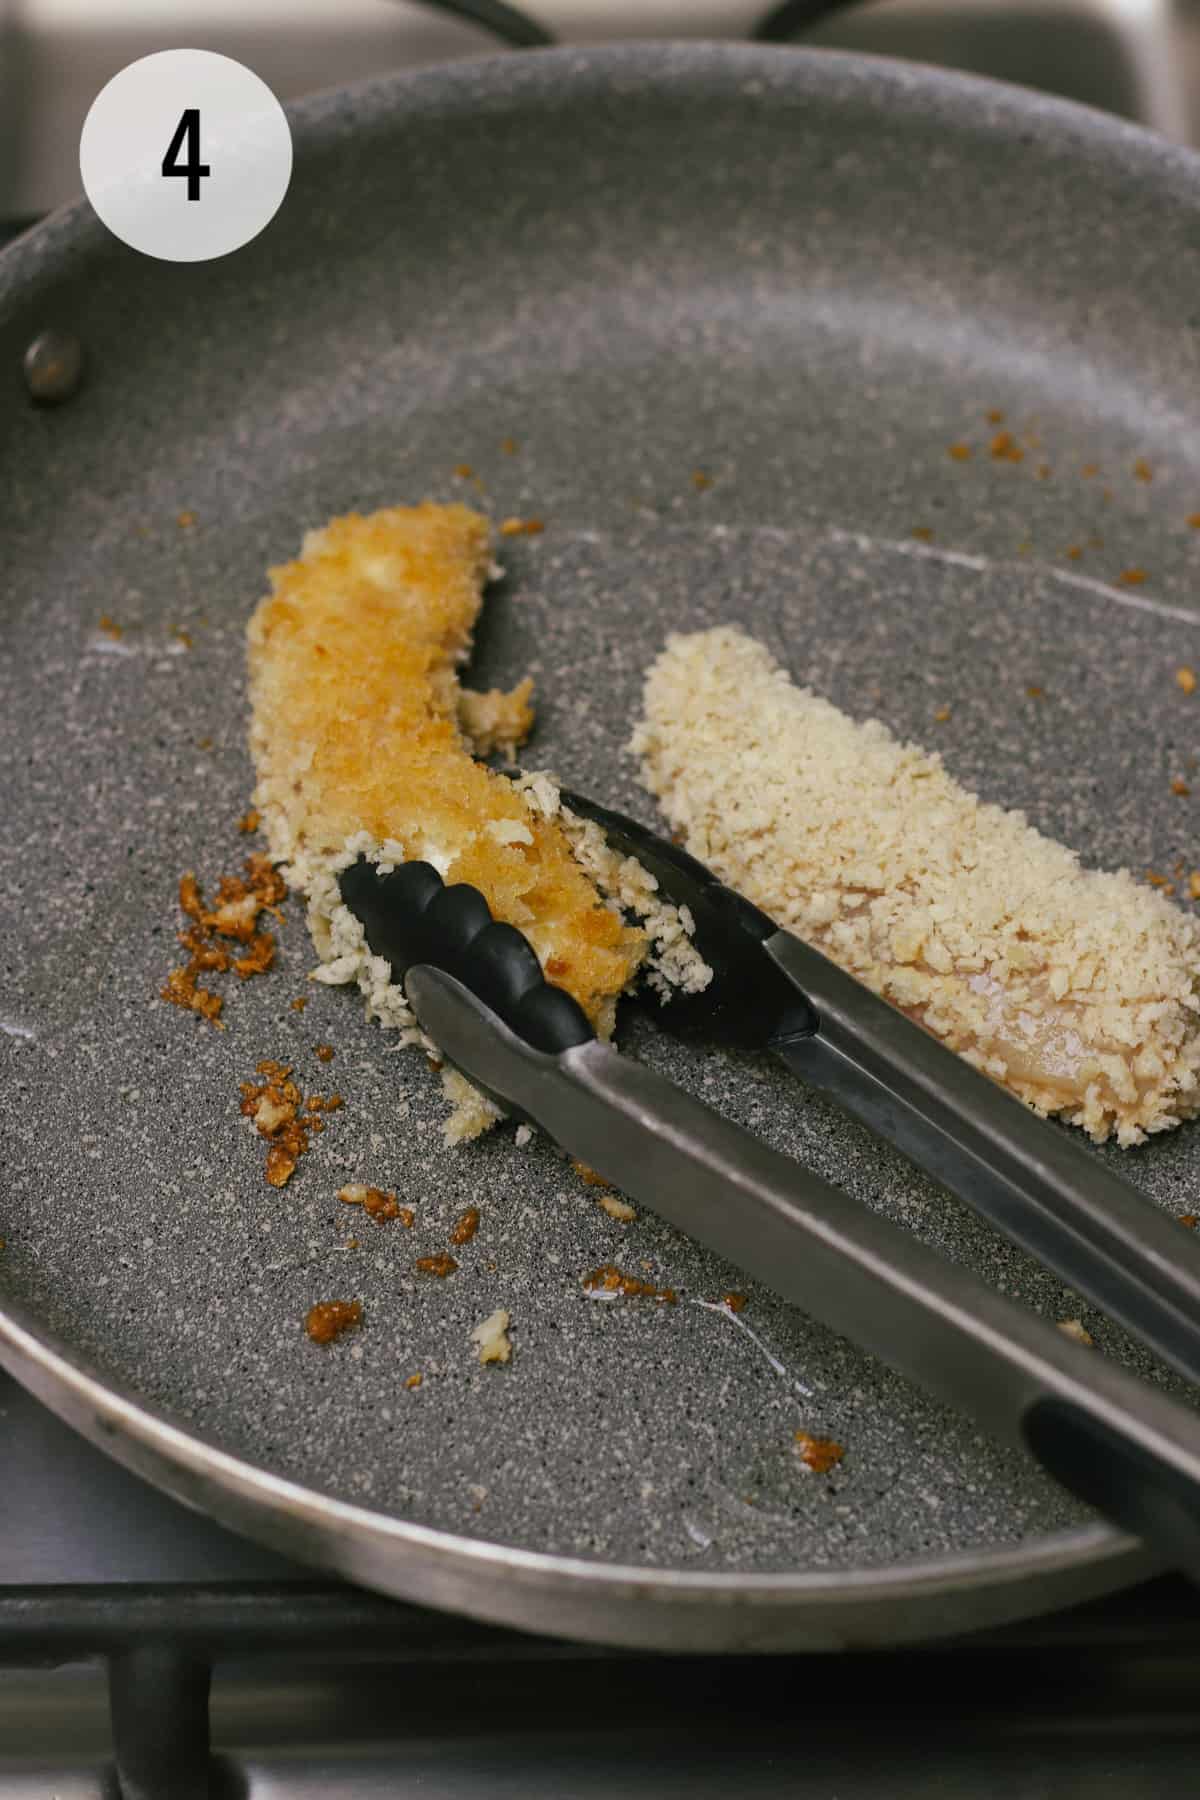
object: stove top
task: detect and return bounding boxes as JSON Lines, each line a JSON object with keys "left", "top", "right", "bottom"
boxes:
{"left": 3, "top": 1367, "right": 1200, "bottom": 1797}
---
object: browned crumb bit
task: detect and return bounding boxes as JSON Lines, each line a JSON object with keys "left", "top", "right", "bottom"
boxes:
{"left": 175, "top": 630, "right": 193, "bottom": 650}
{"left": 305, "top": 1299, "right": 362, "bottom": 1344}
{"left": 723, "top": 1292, "right": 748, "bottom": 1313}
{"left": 1081, "top": 462, "right": 1099, "bottom": 478}
{"left": 265, "top": 1143, "right": 297, "bottom": 1187}
{"left": 1134, "top": 457, "right": 1153, "bottom": 482}
{"left": 1172, "top": 778, "right": 1191, "bottom": 797}
{"left": 598, "top": 1193, "right": 636, "bottom": 1222}
{"left": 163, "top": 855, "right": 287, "bottom": 1023}
{"left": 197, "top": 736, "right": 214, "bottom": 751}
{"left": 449, "top": 1206, "right": 481, "bottom": 1246}
{"left": 500, "top": 437, "right": 518, "bottom": 455}
{"left": 1036, "top": 463, "right": 1051, "bottom": 479}
{"left": 416, "top": 1252, "right": 459, "bottom": 1278}
{"left": 947, "top": 443, "right": 972, "bottom": 462}
{"left": 1189, "top": 872, "right": 1200, "bottom": 901}
{"left": 933, "top": 706, "right": 952, "bottom": 724}
{"left": 405, "top": 1372, "right": 424, "bottom": 1389}
{"left": 290, "top": 996, "right": 308, "bottom": 1012}
{"left": 177, "top": 509, "right": 197, "bottom": 528}
{"left": 1066, "top": 545, "right": 1083, "bottom": 561}
{"left": 571, "top": 1159, "right": 610, "bottom": 1190}
{"left": 314, "top": 1042, "right": 335, "bottom": 1062}
{"left": 583, "top": 1264, "right": 677, "bottom": 1304}
{"left": 1118, "top": 568, "right": 1147, "bottom": 586}
{"left": 160, "top": 966, "right": 224, "bottom": 1026}
{"left": 1188, "top": 513, "right": 1200, "bottom": 529}
{"left": 1026, "top": 685, "right": 1044, "bottom": 700}
{"left": 338, "top": 1184, "right": 413, "bottom": 1226}
{"left": 97, "top": 614, "right": 123, "bottom": 639}
{"left": 989, "top": 430, "right": 1024, "bottom": 463}
{"left": 1177, "top": 667, "right": 1197, "bottom": 695}
{"left": 1180, "top": 1214, "right": 1198, "bottom": 1230}
{"left": 911, "top": 526, "right": 935, "bottom": 543}
{"left": 0, "top": 1237, "right": 5, "bottom": 1252}
{"left": 986, "top": 409, "right": 1005, "bottom": 424}
{"left": 1057, "top": 1318, "right": 1095, "bottom": 1347}
{"left": 691, "top": 469, "right": 712, "bottom": 489}
{"left": 454, "top": 463, "right": 474, "bottom": 478}
{"left": 240, "top": 1063, "right": 339, "bottom": 1188}
{"left": 794, "top": 1431, "right": 845, "bottom": 1474}
{"left": 238, "top": 808, "right": 261, "bottom": 833}
{"left": 498, "top": 516, "right": 544, "bottom": 537}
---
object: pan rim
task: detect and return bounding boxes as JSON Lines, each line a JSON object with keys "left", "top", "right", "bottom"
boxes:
{"left": 0, "top": 39, "right": 1185, "bottom": 1648}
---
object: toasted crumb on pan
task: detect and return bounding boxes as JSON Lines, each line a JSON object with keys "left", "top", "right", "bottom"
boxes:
{"left": 471, "top": 1307, "right": 512, "bottom": 1364}
{"left": 305, "top": 1299, "right": 362, "bottom": 1344}
{"left": 337, "top": 1184, "right": 413, "bottom": 1226}
{"left": 634, "top": 627, "right": 1200, "bottom": 1147}
{"left": 416, "top": 1252, "right": 459, "bottom": 1278}
{"left": 1058, "top": 1318, "right": 1095, "bottom": 1346}
{"left": 794, "top": 1431, "right": 845, "bottom": 1473}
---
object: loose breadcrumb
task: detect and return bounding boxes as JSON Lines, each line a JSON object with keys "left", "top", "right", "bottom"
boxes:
{"left": 634, "top": 627, "right": 1200, "bottom": 1147}
{"left": 1177, "top": 667, "right": 1197, "bottom": 695}
{"left": 415, "top": 1252, "right": 459, "bottom": 1278}
{"left": 241, "top": 1060, "right": 339, "bottom": 1187}
{"left": 598, "top": 1193, "right": 636, "bottom": 1222}
{"left": 305, "top": 1299, "right": 361, "bottom": 1344}
{"left": 989, "top": 431, "right": 1023, "bottom": 463}
{"left": 246, "top": 504, "right": 654, "bottom": 1141}
{"left": 471, "top": 1307, "right": 512, "bottom": 1365}
{"left": 449, "top": 1206, "right": 481, "bottom": 1246}
{"left": 498, "top": 516, "right": 544, "bottom": 537}
{"left": 338, "top": 1184, "right": 413, "bottom": 1226}
{"left": 572, "top": 1159, "right": 609, "bottom": 1189}
{"left": 1058, "top": 1318, "right": 1095, "bottom": 1346}
{"left": 405, "top": 1371, "right": 424, "bottom": 1388}
{"left": 583, "top": 1264, "right": 677, "bottom": 1303}
{"left": 161, "top": 856, "right": 284, "bottom": 1025}
{"left": 794, "top": 1431, "right": 845, "bottom": 1474}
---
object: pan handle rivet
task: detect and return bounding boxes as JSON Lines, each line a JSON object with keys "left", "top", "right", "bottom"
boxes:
{"left": 23, "top": 329, "right": 85, "bottom": 405}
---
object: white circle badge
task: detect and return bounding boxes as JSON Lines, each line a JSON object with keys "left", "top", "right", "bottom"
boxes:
{"left": 80, "top": 50, "right": 293, "bottom": 263}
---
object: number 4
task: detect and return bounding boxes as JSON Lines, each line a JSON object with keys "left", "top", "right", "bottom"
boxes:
{"left": 162, "top": 109, "right": 210, "bottom": 202}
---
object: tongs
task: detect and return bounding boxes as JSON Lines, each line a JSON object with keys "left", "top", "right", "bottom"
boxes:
{"left": 340, "top": 794, "right": 1200, "bottom": 1575}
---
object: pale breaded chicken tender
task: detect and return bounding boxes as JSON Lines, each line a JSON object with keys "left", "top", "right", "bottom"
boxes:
{"left": 634, "top": 627, "right": 1200, "bottom": 1147}
{"left": 247, "top": 502, "right": 650, "bottom": 1139}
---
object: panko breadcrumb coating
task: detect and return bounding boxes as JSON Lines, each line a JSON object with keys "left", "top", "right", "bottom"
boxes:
{"left": 247, "top": 503, "right": 706, "bottom": 1138}
{"left": 633, "top": 627, "right": 1200, "bottom": 1147}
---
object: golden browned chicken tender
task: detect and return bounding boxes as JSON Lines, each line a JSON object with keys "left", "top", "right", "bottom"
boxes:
{"left": 247, "top": 502, "right": 649, "bottom": 1138}
{"left": 635, "top": 626, "right": 1200, "bottom": 1148}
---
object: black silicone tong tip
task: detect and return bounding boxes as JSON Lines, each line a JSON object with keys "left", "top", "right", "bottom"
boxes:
{"left": 558, "top": 788, "right": 817, "bottom": 1050}
{"left": 338, "top": 858, "right": 594, "bottom": 1056}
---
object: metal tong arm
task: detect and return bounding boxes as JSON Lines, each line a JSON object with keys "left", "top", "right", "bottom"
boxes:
{"left": 767, "top": 933, "right": 1200, "bottom": 1392}
{"left": 408, "top": 964, "right": 1200, "bottom": 1578}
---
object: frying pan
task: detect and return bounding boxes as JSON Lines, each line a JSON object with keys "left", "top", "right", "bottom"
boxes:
{"left": 4, "top": 42, "right": 1200, "bottom": 1653}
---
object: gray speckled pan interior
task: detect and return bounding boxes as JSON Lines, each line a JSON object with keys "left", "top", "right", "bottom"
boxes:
{"left": 4, "top": 44, "right": 1200, "bottom": 1595}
